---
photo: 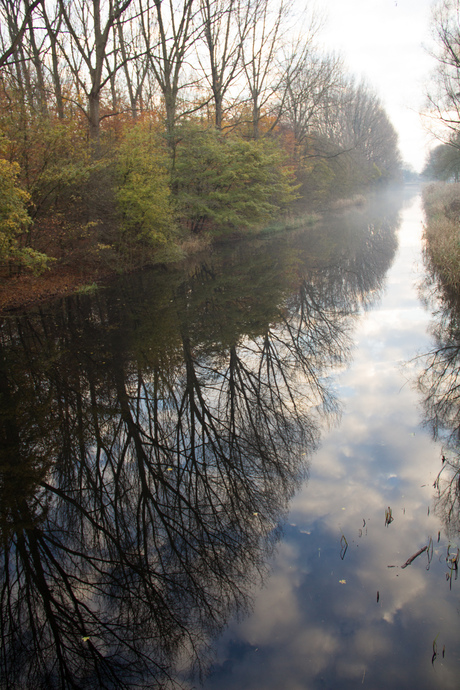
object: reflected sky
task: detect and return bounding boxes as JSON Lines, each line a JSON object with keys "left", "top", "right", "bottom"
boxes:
{"left": 201, "top": 194, "right": 460, "bottom": 690}
{"left": 1, "top": 190, "right": 458, "bottom": 689}
{"left": 0, "top": 190, "right": 400, "bottom": 689}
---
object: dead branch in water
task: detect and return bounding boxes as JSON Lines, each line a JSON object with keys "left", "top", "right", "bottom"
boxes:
{"left": 401, "top": 545, "right": 428, "bottom": 569}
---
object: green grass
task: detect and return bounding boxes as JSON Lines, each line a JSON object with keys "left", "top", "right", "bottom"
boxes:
{"left": 75, "top": 282, "right": 99, "bottom": 295}
{"left": 260, "top": 212, "right": 321, "bottom": 236}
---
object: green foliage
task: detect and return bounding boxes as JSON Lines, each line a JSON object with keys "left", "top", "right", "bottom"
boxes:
{"left": 173, "top": 125, "right": 299, "bottom": 236}
{"left": 75, "top": 283, "right": 99, "bottom": 295}
{"left": 297, "top": 144, "right": 384, "bottom": 209}
{"left": 0, "top": 155, "right": 49, "bottom": 272}
{"left": 423, "top": 143, "right": 460, "bottom": 182}
{"left": 0, "top": 157, "right": 30, "bottom": 241}
{"left": 0, "top": 110, "right": 107, "bottom": 267}
{"left": 0, "top": 107, "right": 94, "bottom": 214}
{"left": 297, "top": 154, "right": 337, "bottom": 207}
{"left": 115, "top": 122, "right": 175, "bottom": 252}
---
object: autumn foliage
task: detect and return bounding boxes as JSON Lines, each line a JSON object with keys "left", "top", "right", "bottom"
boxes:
{"left": 0, "top": 0, "right": 401, "bottom": 299}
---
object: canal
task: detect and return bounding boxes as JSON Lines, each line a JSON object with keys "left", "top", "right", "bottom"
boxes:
{"left": 0, "top": 187, "right": 458, "bottom": 689}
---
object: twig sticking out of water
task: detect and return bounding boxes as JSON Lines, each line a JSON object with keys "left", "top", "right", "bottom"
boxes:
{"left": 426, "top": 537, "right": 434, "bottom": 570}
{"left": 401, "top": 545, "right": 428, "bottom": 569}
{"left": 385, "top": 507, "right": 394, "bottom": 526}
{"left": 431, "top": 635, "right": 445, "bottom": 665}
{"left": 432, "top": 634, "right": 439, "bottom": 666}
{"left": 446, "top": 545, "right": 459, "bottom": 589}
{"left": 340, "top": 535, "right": 348, "bottom": 560}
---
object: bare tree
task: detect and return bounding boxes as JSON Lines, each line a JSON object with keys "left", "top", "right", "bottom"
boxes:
{"left": 0, "top": 0, "right": 35, "bottom": 106}
{"left": 115, "top": 0, "right": 151, "bottom": 117}
{"left": 197, "top": 0, "right": 250, "bottom": 130}
{"left": 238, "top": 0, "right": 290, "bottom": 139}
{"left": 426, "top": 0, "right": 460, "bottom": 145}
{"left": 0, "top": 0, "right": 39, "bottom": 67}
{"left": 337, "top": 80, "right": 401, "bottom": 177}
{"left": 58, "top": 0, "right": 134, "bottom": 146}
{"left": 40, "top": 0, "right": 66, "bottom": 118}
{"left": 281, "top": 45, "right": 343, "bottom": 152}
{"left": 146, "top": 0, "right": 198, "bottom": 144}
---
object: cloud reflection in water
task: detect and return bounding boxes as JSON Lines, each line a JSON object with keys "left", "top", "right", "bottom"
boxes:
{"left": 203, "top": 195, "right": 460, "bottom": 690}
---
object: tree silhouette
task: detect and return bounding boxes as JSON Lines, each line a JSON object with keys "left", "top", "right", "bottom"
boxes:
{"left": 0, "top": 205, "right": 398, "bottom": 688}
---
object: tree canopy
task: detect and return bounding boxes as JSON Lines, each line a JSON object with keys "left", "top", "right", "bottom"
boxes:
{"left": 425, "top": 1, "right": 460, "bottom": 172}
{"left": 0, "top": 0, "right": 402, "bottom": 278}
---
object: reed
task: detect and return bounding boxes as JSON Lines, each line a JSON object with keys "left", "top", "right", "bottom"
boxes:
{"left": 422, "top": 182, "right": 460, "bottom": 291}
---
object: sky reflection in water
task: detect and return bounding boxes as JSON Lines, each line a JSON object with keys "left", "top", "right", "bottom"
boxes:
{"left": 1, "top": 191, "right": 459, "bottom": 690}
{"left": 202, "top": 194, "right": 460, "bottom": 690}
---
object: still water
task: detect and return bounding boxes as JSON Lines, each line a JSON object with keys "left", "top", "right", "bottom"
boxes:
{"left": 0, "top": 189, "right": 459, "bottom": 689}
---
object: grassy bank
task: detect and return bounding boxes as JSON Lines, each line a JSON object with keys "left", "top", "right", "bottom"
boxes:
{"left": 423, "top": 182, "right": 460, "bottom": 292}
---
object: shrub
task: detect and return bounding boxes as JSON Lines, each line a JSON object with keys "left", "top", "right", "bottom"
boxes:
{"left": 173, "top": 125, "right": 299, "bottom": 236}
{"left": 115, "top": 121, "right": 175, "bottom": 258}
{"left": 0, "top": 156, "right": 49, "bottom": 273}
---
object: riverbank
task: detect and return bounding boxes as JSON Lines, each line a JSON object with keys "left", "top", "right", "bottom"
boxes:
{"left": 0, "top": 194, "right": 373, "bottom": 316}
{"left": 0, "top": 214, "right": 313, "bottom": 315}
{"left": 422, "top": 181, "right": 460, "bottom": 292}
{"left": 0, "top": 265, "right": 112, "bottom": 313}
{"left": 0, "top": 230, "right": 212, "bottom": 315}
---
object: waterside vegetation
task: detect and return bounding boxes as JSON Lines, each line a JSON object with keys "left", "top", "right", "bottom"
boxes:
{"left": 421, "top": 2, "right": 460, "bottom": 296}
{"left": 0, "top": 0, "right": 402, "bottom": 311}
{"left": 423, "top": 182, "right": 460, "bottom": 293}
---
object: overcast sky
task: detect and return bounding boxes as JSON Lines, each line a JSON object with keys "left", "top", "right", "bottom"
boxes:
{"left": 314, "top": 0, "right": 438, "bottom": 171}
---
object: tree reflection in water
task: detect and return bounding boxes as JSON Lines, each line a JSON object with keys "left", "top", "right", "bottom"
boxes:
{"left": 0, "top": 206, "right": 398, "bottom": 688}
{"left": 418, "top": 277, "right": 460, "bottom": 540}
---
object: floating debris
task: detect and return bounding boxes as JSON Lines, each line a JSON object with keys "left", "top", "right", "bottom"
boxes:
{"left": 426, "top": 537, "right": 434, "bottom": 570}
{"left": 447, "top": 544, "right": 459, "bottom": 568}
{"left": 376, "top": 591, "right": 380, "bottom": 603}
{"left": 401, "top": 545, "right": 428, "bottom": 569}
{"left": 385, "top": 506, "right": 394, "bottom": 526}
{"left": 432, "top": 634, "right": 439, "bottom": 666}
{"left": 340, "top": 535, "right": 348, "bottom": 560}
{"left": 446, "top": 545, "right": 459, "bottom": 588}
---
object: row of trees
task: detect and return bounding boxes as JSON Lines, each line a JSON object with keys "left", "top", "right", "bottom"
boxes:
{"left": 0, "top": 0, "right": 402, "bottom": 274}
{"left": 424, "top": 0, "right": 460, "bottom": 179}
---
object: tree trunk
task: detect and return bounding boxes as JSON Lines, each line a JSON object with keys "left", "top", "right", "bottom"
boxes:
{"left": 88, "top": 90, "right": 101, "bottom": 148}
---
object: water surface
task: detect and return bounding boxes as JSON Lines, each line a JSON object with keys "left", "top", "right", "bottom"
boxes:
{"left": 201, "top": 192, "right": 460, "bottom": 690}
{"left": 0, "top": 189, "right": 458, "bottom": 689}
